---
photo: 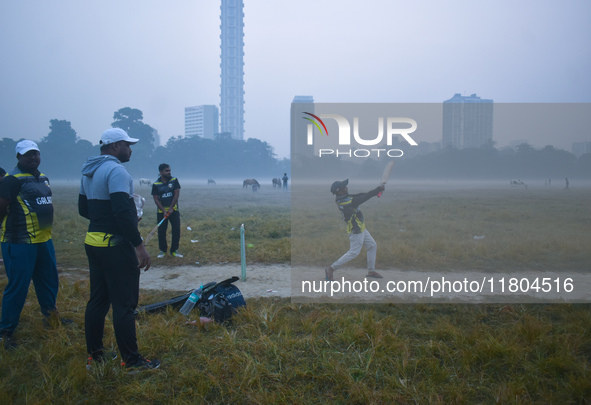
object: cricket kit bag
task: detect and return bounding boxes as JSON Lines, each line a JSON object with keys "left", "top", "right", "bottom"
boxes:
{"left": 197, "top": 277, "right": 246, "bottom": 323}
{"left": 135, "top": 276, "right": 246, "bottom": 323}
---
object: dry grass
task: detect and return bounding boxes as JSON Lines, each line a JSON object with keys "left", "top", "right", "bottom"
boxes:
{"left": 0, "top": 280, "right": 590, "bottom": 404}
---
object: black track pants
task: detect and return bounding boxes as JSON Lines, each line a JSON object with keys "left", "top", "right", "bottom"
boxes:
{"left": 84, "top": 243, "right": 141, "bottom": 364}
{"left": 157, "top": 210, "right": 181, "bottom": 253}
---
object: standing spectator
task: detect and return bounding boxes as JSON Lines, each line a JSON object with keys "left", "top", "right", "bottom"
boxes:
{"left": 0, "top": 140, "right": 71, "bottom": 349}
{"left": 282, "top": 172, "right": 289, "bottom": 191}
{"left": 565, "top": 177, "right": 569, "bottom": 190}
{"left": 151, "top": 163, "right": 182, "bottom": 258}
{"left": 79, "top": 128, "right": 158, "bottom": 370}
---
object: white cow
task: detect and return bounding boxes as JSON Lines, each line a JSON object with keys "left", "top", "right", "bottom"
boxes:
{"left": 139, "top": 178, "right": 152, "bottom": 187}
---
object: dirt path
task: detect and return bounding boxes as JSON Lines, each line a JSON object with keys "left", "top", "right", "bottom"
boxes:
{"left": 59, "top": 263, "right": 292, "bottom": 298}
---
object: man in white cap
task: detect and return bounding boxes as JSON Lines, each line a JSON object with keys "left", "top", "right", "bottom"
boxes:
{"left": 0, "top": 140, "right": 71, "bottom": 349}
{"left": 79, "top": 128, "right": 159, "bottom": 370}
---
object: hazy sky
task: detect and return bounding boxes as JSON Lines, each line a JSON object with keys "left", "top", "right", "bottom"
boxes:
{"left": 1, "top": 0, "right": 590, "bottom": 158}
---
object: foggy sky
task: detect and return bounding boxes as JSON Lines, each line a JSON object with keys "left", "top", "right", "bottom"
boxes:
{"left": 1, "top": 0, "right": 590, "bottom": 159}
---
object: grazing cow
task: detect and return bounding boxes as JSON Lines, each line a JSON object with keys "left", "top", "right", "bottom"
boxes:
{"left": 272, "top": 178, "right": 281, "bottom": 188}
{"left": 208, "top": 179, "right": 216, "bottom": 186}
{"left": 139, "top": 178, "right": 152, "bottom": 187}
{"left": 510, "top": 179, "right": 527, "bottom": 189}
{"left": 243, "top": 179, "right": 260, "bottom": 189}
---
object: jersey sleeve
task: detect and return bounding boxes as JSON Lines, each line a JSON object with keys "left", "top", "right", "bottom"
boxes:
{"left": 0, "top": 175, "right": 20, "bottom": 201}
{"left": 350, "top": 187, "right": 381, "bottom": 207}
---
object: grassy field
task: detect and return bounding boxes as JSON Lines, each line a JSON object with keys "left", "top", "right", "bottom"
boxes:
{"left": 1, "top": 181, "right": 590, "bottom": 403}
{"left": 293, "top": 180, "right": 591, "bottom": 272}
{"left": 49, "top": 181, "right": 292, "bottom": 268}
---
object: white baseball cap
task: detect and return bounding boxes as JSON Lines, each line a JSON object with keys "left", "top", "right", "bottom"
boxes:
{"left": 100, "top": 128, "right": 139, "bottom": 146}
{"left": 16, "top": 140, "right": 40, "bottom": 156}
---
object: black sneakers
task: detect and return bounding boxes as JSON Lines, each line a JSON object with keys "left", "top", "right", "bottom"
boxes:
{"left": 86, "top": 351, "right": 118, "bottom": 370}
{"left": 124, "top": 357, "right": 161, "bottom": 373}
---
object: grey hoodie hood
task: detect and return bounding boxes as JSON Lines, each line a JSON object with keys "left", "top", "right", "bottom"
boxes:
{"left": 81, "top": 155, "right": 121, "bottom": 177}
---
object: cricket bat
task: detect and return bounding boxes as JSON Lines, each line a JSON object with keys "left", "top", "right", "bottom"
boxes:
{"left": 144, "top": 215, "right": 168, "bottom": 245}
{"left": 377, "top": 161, "right": 395, "bottom": 197}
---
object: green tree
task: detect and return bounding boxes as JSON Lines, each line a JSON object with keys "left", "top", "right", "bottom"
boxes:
{"left": 39, "top": 119, "right": 81, "bottom": 180}
{"left": 44, "top": 119, "right": 78, "bottom": 145}
{"left": 111, "top": 107, "right": 156, "bottom": 175}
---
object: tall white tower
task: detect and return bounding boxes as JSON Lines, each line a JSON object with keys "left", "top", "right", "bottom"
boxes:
{"left": 220, "top": 0, "right": 245, "bottom": 140}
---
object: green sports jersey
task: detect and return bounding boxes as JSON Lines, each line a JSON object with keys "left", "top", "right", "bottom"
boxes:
{"left": 0, "top": 167, "right": 53, "bottom": 244}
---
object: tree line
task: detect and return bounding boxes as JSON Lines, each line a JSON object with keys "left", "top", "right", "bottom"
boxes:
{"left": 294, "top": 143, "right": 591, "bottom": 181}
{"left": 0, "top": 107, "right": 289, "bottom": 181}
{"left": 1, "top": 107, "right": 589, "bottom": 182}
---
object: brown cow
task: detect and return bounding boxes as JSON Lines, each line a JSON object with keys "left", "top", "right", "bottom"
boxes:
{"left": 243, "top": 179, "right": 260, "bottom": 189}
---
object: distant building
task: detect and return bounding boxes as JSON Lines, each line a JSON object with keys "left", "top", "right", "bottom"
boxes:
{"left": 572, "top": 141, "right": 591, "bottom": 157}
{"left": 185, "top": 105, "right": 219, "bottom": 139}
{"left": 220, "top": 0, "right": 245, "bottom": 140}
{"left": 442, "top": 93, "right": 493, "bottom": 149}
{"left": 152, "top": 128, "right": 161, "bottom": 149}
{"left": 290, "top": 95, "right": 315, "bottom": 157}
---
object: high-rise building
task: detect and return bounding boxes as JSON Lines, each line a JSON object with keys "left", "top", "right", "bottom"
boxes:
{"left": 572, "top": 141, "right": 591, "bottom": 157}
{"left": 442, "top": 93, "right": 493, "bottom": 149}
{"left": 185, "top": 105, "right": 219, "bottom": 139}
{"left": 152, "top": 128, "right": 161, "bottom": 149}
{"left": 290, "top": 96, "right": 315, "bottom": 157}
{"left": 220, "top": 0, "right": 245, "bottom": 140}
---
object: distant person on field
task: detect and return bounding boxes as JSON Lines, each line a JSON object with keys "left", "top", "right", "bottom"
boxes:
{"left": 0, "top": 140, "right": 71, "bottom": 350}
{"left": 151, "top": 163, "right": 182, "bottom": 258}
{"left": 282, "top": 173, "right": 289, "bottom": 191}
{"left": 325, "top": 179, "right": 385, "bottom": 281}
{"left": 79, "top": 128, "right": 159, "bottom": 370}
{"left": 565, "top": 177, "right": 569, "bottom": 190}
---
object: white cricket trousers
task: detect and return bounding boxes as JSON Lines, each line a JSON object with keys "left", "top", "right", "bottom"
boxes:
{"left": 331, "top": 229, "right": 377, "bottom": 270}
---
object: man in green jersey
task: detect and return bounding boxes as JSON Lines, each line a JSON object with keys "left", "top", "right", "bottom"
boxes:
{"left": 0, "top": 140, "right": 70, "bottom": 349}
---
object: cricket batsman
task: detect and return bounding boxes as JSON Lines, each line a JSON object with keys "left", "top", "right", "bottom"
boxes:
{"left": 325, "top": 179, "right": 385, "bottom": 281}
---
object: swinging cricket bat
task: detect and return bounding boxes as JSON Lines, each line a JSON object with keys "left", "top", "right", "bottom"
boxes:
{"left": 377, "top": 161, "right": 395, "bottom": 198}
